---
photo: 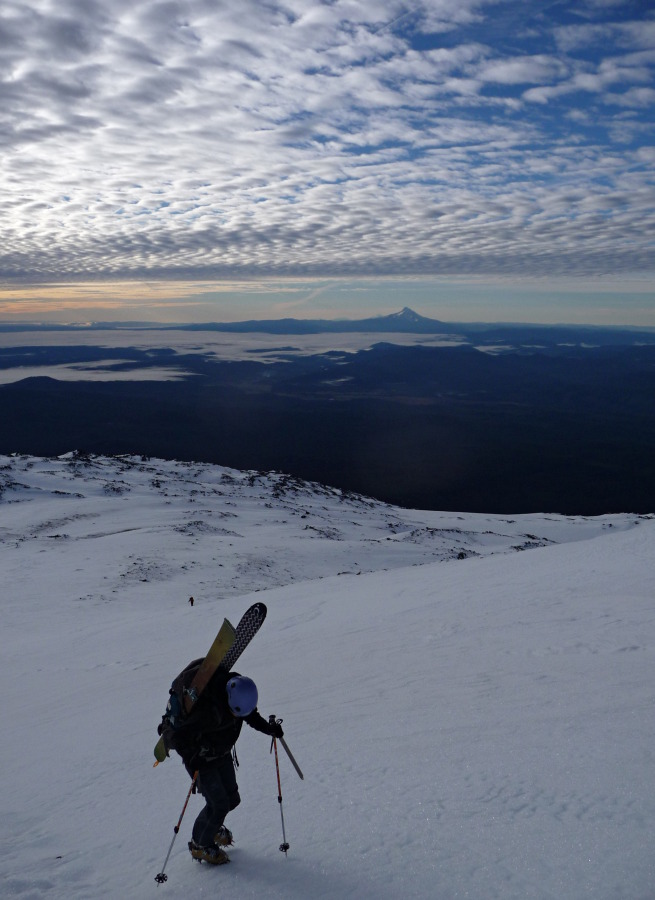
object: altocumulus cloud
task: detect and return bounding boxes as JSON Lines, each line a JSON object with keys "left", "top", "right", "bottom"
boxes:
{"left": 1, "top": 0, "right": 654, "bottom": 284}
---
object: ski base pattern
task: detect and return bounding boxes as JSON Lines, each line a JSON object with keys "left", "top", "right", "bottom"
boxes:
{"left": 219, "top": 601, "right": 267, "bottom": 672}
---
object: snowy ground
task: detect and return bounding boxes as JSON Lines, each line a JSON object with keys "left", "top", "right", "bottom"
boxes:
{"left": 1, "top": 454, "right": 653, "bottom": 899}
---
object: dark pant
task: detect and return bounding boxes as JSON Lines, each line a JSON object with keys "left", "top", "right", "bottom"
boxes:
{"left": 191, "top": 754, "right": 241, "bottom": 846}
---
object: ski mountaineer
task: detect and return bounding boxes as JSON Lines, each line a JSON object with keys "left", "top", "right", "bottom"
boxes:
{"left": 158, "top": 664, "right": 283, "bottom": 866}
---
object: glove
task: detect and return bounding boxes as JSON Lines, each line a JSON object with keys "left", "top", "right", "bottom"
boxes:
{"left": 269, "top": 721, "right": 284, "bottom": 740}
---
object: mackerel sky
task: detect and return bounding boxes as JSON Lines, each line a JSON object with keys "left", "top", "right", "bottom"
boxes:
{"left": 1, "top": 0, "right": 654, "bottom": 324}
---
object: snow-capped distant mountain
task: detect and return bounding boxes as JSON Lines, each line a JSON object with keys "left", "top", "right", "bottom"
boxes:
{"left": 384, "top": 306, "right": 437, "bottom": 326}
{"left": 1, "top": 454, "right": 653, "bottom": 900}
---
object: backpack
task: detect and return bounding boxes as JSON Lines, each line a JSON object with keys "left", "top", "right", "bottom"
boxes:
{"left": 156, "top": 658, "right": 203, "bottom": 748}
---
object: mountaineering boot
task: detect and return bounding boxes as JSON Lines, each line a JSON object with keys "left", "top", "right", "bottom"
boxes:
{"left": 188, "top": 840, "right": 230, "bottom": 865}
{"left": 214, "top": 825, "right": 234, "bottom": 847}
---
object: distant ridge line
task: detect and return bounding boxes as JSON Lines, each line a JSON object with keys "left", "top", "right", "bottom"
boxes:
{"left": 1, "top": 310, "right": 654, "bottom": 339}
{"left": 0, "top": 308, "right": 452, "bottom": 335}
{"left": 179, "top": 307, "right": 450, "bottom": 334}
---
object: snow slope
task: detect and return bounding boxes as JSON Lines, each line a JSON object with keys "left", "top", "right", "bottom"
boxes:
{"left": 1, "top": 454, "right": 653, "bottom": 899}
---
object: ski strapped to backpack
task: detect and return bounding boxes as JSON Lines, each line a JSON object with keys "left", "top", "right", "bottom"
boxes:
{"left": 154, "top": 602, "right": 267, "bottom": 765}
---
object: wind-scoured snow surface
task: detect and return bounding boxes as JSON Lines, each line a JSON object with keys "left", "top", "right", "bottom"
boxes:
{"left": 1, "top": 454, "right": 653, "bottom": 899}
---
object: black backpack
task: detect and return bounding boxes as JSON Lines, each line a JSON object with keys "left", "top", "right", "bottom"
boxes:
{"left": 156, "top": 657, "right": 203, "bottom": 742}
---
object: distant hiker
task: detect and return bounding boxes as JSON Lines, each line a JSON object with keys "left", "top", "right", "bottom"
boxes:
{"left": 189, "top": 596, "right": 194, "bottom": 607}
{"left": 158, "top": 665, "right": 283, "bottom": 866}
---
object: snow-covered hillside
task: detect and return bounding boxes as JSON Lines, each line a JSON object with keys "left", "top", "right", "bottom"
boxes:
{"left": 1, "top": 454, "right": 653, "bottom": 899}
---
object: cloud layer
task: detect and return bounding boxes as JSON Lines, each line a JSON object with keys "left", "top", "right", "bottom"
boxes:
{"left": 1, "top": 0, "right": 654, "bottom": 286}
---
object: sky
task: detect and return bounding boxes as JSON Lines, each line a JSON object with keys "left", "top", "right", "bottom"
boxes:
{"left": 1, "top": 0, "right": 654, "bottom": 325}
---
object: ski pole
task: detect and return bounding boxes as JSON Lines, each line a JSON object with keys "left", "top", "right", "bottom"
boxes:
{"left": 155, "top": 770, "right": 199, "bottom": 884}
{"left": 279, "top": 736, "right": 304, "bottom": 780}
{"left": 269, "top": 716, "right": 290, "bottom": 856}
